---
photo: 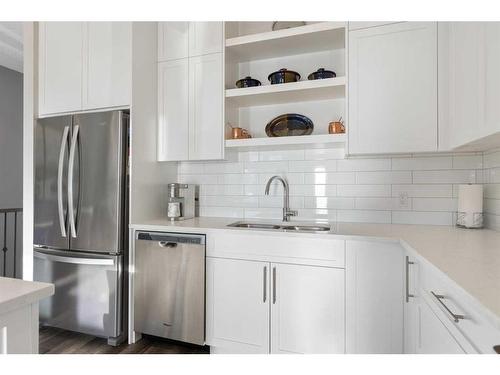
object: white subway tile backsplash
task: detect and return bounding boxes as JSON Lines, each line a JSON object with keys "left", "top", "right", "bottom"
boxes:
{"left": 392, "top": 211, "right": 453, "bottom": 225}
{"left": 392, "top": 184, "right": 452, "bottom": 198}
{"left": 412, "top": 170, "right": 476, "bottom": 184}
{"left": 338, "top": 158, "right": 391, "bottom": 171}
{"left": 412, "top": 198, "right": 457, "bottom": 212}
{"left": 288, "top": 160, "right": 337, "bottom": 173}
{"left": 303, "top": 172, "right": 355, "bottom": 185}
{"left": 392, "top": 156, "right": 452, "bottom": 171}
{"left": 356, "top": 171, "right": 412, "bottom": 184}
{"left": 177, "top": 147, "right": 498, "bottom": 229}
{"left": 337, "top": 185, "right": 391, "bottom": 197}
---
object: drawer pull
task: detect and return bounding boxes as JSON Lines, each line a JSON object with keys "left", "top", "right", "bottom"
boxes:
{"left": 431, "top": 291, "right": 465, "bottom": 323}
{"left": 405, "top": 256, "right": 415, "bottom": 303}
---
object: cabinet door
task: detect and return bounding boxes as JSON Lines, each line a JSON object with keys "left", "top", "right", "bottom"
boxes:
{"left": 206, "top": 258, "right": 270, "bottom": 354}
{"left": 83, "top": 22, "right": 131, "bottom": 110}
{"left": 346, "top": 240, "right": 405, "bottom": 353}
{"left": 157, "top": 59, "right": 189, "bottom": 161}
{"left": 270, "top": 263, "right": 345, "bottom": 354}
{"left": 39, "top": 22, "right": 84, "bottom": 115}
{"left": 348, "top": 22, "right": 437, "bottom": 154}
{"left": 189, "top": 22, "right": 223, "bottom": 56}
{"left": 416, "top": 298, "right": 465, "bottom": 354}
{"left": 188, "top": 53, "right": 224, "bottom": 160}
{"left": 483, "top": 22, "right": 500, "bottom": 139}
{"left": 403, "top": 254, "right": 419, "bottom": 353}
{"left": 158, "top": 22, "right": 189, "bottom": 61}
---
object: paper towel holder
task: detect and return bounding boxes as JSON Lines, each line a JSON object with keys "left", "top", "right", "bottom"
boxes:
{"left": 456, "top": 211, "right": 483, "bottom": 229}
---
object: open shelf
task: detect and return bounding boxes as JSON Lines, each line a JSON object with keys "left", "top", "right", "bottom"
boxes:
{"left": 226, "top": 77, "right": 346, "bottom": 107}
{"left": 225, "top": 133, "right": 346, "bottom": 150}
{"left": 226, "top": 22, "right": 346, "bottom": 62}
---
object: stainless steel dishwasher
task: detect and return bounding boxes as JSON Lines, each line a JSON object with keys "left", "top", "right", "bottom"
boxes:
{"left": 134, "top": 231, "right": 205, "bottom": 345}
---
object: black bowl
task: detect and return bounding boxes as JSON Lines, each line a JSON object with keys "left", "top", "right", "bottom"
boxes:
{"left": 268, "top": 68, "right": 301, "bottom": 84}
{"left": 308, "top": 68, "right": 336, "bottom": 80}
{"left": 236, "top": 76, "right": 262, "bottom": 88}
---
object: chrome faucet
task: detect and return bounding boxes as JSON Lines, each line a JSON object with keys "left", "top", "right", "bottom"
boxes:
{"left": 265, "top": 176, "right": 298, "bottom": 222}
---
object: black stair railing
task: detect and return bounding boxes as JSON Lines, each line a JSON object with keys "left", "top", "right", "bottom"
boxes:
{"left": 0, "top": 208, "right": 22, "bottom": 278}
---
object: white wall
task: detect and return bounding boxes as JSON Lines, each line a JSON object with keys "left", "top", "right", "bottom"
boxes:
{"left": 483, "top": 148, "right": 500, "bottom": 231}
{"left": 179, "top": 148, "right": 487, "bottom": 226}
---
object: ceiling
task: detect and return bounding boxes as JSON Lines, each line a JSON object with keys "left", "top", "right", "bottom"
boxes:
{"left": 0, "top": 22, "right": 23, "bottom": 73}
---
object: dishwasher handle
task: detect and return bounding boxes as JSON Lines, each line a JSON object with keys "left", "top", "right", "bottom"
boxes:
{"left": 136, "top": 231, "right": 205, "bottom": 245}
{"left": 159, "top": 241, "right": 177, "bottom": 248}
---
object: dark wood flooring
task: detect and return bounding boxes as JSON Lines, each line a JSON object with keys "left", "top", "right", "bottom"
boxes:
{"left": 39, "top": 326, "right": 210, "bottom": 354}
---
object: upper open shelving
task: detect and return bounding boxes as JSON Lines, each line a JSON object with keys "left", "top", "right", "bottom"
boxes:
{"left": 226, "top": 22, "right": 346, "bottom": 62}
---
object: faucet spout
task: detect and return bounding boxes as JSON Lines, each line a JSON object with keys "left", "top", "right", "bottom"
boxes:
{"left": 264, "top": 176, "right": 297, "bottom": 222}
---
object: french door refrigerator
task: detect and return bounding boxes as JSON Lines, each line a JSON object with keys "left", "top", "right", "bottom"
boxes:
{"left": 34, "top": 110, "right": 128, "bottom": 345}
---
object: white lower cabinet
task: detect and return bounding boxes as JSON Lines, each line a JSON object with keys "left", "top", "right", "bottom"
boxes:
{"left": 206, "top": 257, "right": 345, "bottom": 354}
{"left": 345, "top": 240, "right": 405, "bottom": 353}
{"left": 416, "top": 297, "right": 466, "bottom": 354}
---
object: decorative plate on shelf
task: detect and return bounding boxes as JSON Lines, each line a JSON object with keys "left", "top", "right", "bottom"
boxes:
{"left": 265, "top": 114, "right": 314, "bottom": 137}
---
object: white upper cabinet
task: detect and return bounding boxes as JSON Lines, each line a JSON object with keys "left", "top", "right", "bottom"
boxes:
{"left": 38, "top": 22, "right": 84, "bottom": 115}
{"left": 158, "top": 22, "right": 189, "bottom": 61}
{"left": 157, "top": 22, "right": 224, "bottom": 161}
{"left": 188, "top": 53, "right": 223, "bottom": 160}
{"left": 38, "top": 22, "right": 131, "bottom": 116}
{"left": 346, "top": 240, "right": 404, "bottom": 353}
{"left": 83, "top": 22, "right": 131, "bottom": 110}
{"left": 157, "top": 59, "right": 189, "bottom": 161}
{"left": 348, "top": 22, "right": 438, "bottom": 154}
{"left": 441, "top": 22, "right": 500, "bottom": 151}
{"left": 189, "top": 22, "right": 223, "bottom": 56}
{"left": 270, "top": 263, "right": 345, "bottom": 354}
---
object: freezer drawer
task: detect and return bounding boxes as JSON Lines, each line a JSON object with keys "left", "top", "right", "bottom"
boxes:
{"left": 134, "top": 232, "right": 205, "bottom": 345}
{"left": 34, "top": 248, "right": 122, "bottom": 339}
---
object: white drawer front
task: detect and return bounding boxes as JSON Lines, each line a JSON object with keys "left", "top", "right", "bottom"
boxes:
{"left": 208, "top": 231, "right": 345, "bottom": 268}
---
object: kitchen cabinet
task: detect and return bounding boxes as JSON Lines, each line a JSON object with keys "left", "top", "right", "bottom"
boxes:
{"left": 38, "top": 22, "right": 131, "bottom": 116}
{"left": 38, "top": 22, "right": 84, "bottom": 115}
{"left": 416, "top": 297, "right": 465, "bottom": 354}
{"left": 157, "top": 59, "right": 189, "bottom": 161}
{"left": 189, "top": 22, "right": 223, "bottom": 56}
{"left": 271, "top": 263, "right": 345, "bottom": 354}
{"left": 440, "top": 22, "right": 500, "bottom": 150}
{"left": 403, "top": 253, "right": 419, "bottom": 353}
{"left": 206, "top": 258, "right": 270, "bottom": 354}
{"left": 157, "top": 22, "right": 224, "bottom": 161}
{"left": 346, "top": 240, "right": 404, "bottom": 353}
{"left": 158, "top": 22, "right": 189, "bottom": 61}
{"left": 348, "top": 22, "right": 438, "bottom": 154}
{"left": 84, "top": 22, "right": 131, "bottom": 110}
{"left": 188, "top": 53, "right": 224, "bottom": 160}
{"left": 206, "top": 257, "right": 345, "bottom": 354}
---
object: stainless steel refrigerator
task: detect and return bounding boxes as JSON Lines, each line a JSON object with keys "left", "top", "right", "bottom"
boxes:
{"left": 33, "top": 110, "right": 128, "bottom": 345}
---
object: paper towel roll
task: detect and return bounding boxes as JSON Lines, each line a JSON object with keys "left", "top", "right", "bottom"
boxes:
{"left": 457, "top": 184, "right": 483, "bottom": 228}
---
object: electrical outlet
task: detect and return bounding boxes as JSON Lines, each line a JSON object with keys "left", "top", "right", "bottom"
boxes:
{"left": 398, "top": 192, "right": 410, "bottom": 210}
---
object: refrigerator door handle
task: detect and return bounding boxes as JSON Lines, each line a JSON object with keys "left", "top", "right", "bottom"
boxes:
{"left": 68, "top": 124, "right": 79, "bottom": 238}
{"left": 34, "top": 249, "right": 115, "bottom": 266}
{"left": 57, "top": 126, "right": 70, "bottom": 238}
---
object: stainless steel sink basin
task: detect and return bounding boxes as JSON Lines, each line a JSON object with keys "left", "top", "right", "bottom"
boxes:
{"left": 227, "top": 221, "right": 331, "bottom": 233}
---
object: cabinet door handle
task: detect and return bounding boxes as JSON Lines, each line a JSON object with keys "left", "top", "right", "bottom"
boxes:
{"left": 406, "top": 256, "right": 415, "bottom": 303}
{"left": 263, "top": 266, "right": 267, "bottom": 303}
{"left": 272, "top": 266, "right": 277, "bottom": 304}
{"left": 431, "top": 291, "right": 465, "bottom": 323}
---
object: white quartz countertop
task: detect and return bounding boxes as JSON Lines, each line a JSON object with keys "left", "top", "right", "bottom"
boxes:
{"left": 130, "top": 217, "right": 500, "bottom": 324}
{"left": 0, "top": 277, "right": 54, "bottom": 315}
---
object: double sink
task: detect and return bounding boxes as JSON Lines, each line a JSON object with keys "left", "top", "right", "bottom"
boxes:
{"left": 228, "top": 221, "right": 331, "bottom": 234}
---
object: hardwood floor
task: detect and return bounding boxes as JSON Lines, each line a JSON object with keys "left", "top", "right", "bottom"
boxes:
{"left": 39, "top": 326, "right": 210, "bottom": 354}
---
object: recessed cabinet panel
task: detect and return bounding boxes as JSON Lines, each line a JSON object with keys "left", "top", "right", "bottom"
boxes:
{"left": 84, "top": 22, "right": 131, "bottom": 110}
{"left": 158, "top": 59, "right": 189, "bottom": 161}
{"left": 270, "top": 263, "right": 345, "bottom": 354}
{"left": 189, "top": 22, "right": 223, "bottom": 56}
{"left": 348, "top": 22, "right": 438, "bottom": 154}
{"left": 39, "top": 22, "right": 84, "bottom": 115}
{"left": 189, "top": 53, "right": 224, "bottom": 160}
{"left": 206, "top": 258, "right": 270, "bottom": 353}
{"left": 158, "top": 22, "right": 189, "bottom": 61}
